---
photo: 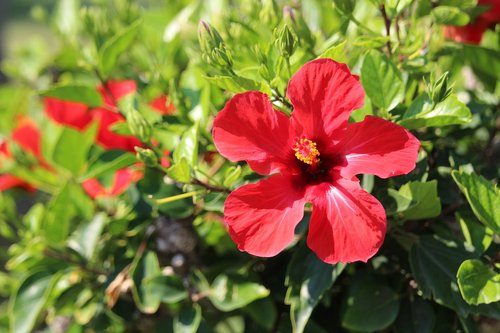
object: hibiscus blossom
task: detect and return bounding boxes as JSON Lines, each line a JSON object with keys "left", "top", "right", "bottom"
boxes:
{"left": 212, "top": 59, "right": 420, "bottom": 264}
{"left": 44, "top": 80, "right": 142, "bottom": 152}
{"left": 444, "top": 0, "right": 500, "bottom": 44}
{"left": 149, "top": 94, "right": 176, "bottom": 115}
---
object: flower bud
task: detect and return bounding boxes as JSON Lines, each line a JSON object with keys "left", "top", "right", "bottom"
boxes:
{"left": 135, "top": 147, "right": 158, "bottom": 167}
{"left": 283, "top": 7, "right": 315, "bottom": 50}
{"left": 198, "top": 21, "right": 233, "bottom": 69}
{"left": 126, "top": 108, "right": 152, "bottom": 143}
{"left": 430, "top": 71, "right": 453, "bottom": 105}
{"left": 9, "top": 142, "right": 37, "bottom": 168}
{"left": 276, "top": 24, "right": 297, "bottom": 59}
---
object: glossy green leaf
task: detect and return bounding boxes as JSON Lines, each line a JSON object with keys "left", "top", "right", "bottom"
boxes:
{"left": 452, "top": 170, "right": 500, "bottom": 233}
{"left": 99, "top": 20, "right": 142, "bottom": 76}
{"left": 9, "top": 271, "right": 61, "bottom": 333}
{"left": 243, "top": 298, "right": 277, "bottom": 331}
{"left": 145, "top": 274, "right": 188, "bottom": 304}
{"left": 40, "top": 84, "right": 102, "bottom": 107}
{"left": 223, "top": 166, "right": 242, "bottom": 188}
{"left": 463, "top": 45, "right": 500, "bottom": 81}
{"left": 394, "top": 297, "right": 435, "bottom": 333}
{"left": 130, "top": 251, "right": 161, "bottom": 314}
{"left": 385, "top": 0, "right": 413, "bottom": 18}
{"left": 318, "top": 40, "right": 347, "bottom": 63}
{"left": 457, "top": 212, "right": 493, "bottom": 254}
{"left": 205, "top": 75, "right": 271, "bottom": 95}
{"left": 342, "top": 275, "right": 400, "bottom": 332}
{"left": 399, "top": 94, "right": 472, "bottom": 130}
{"left": 173, "top": 124, "right": 199, "bottom": 166}
{"left": 173, "top": 303, "right": 201, "bottom": 333}
{"left": 432, "top": 6, "right": 469, "bottom": 25}
{"left": 285, "top": 245, "right": 345, "bottom": 333}
{"left": 208, "top": 274, "right": 269, "bottom": 312}
{"left": 52, "top": 125, "right": 96, "bottom": 175}
{"left": 457, "top": 259, "right": 500, "bottom": 305}
{"left": 388, "top": 180, "right": 441, "bottom": 220}
{"left": 167, "top": 157, "right": 191, "bottom": 183}
{"left": 42, "top": 183, "right": 77, "bottom": 244}
{"left": 81, "top": 150, "right": 137, "bottom": 180}
{"left": 409, "top": 235, "right": 499, "bottom": 317}
{"left": 68, "top": 213, "right": 107, "bottom": 260}
{"left": 361, "top": 50, "right": 404, "bottom": 111}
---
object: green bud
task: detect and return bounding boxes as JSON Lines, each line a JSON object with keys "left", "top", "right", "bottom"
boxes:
{"left": 283, "top": 6, "right": 315, "bottom": 50}
{"left": 430, "top": 71, "right": 453, "bottom": 105}
{"left": 135, "top": 147, "right": 158, "bottom": 167}
{"left": 259, "top": 0, "right": 279, "bottom": 27}
{"left": 276, "top": 24, "right": 297, "bottom": 59}
{"left": 333, "top": 0, "right": 355, "bottom": 15}
{"left": 126, "top": 108, "right": 152, "bottom": 143}
{"left": 198, "top": 21, "right": 233, "bottom": 69}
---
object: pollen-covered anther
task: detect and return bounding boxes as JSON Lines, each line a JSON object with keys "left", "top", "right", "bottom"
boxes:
{"left": 292, "top": 136, "right": 320, "bottom": 165}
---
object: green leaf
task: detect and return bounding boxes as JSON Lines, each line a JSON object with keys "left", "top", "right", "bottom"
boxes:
{"left": 432, "top": 6, "right": 469, "bottom": 26}
{"left": 463, "top": 45, "right": 500, "bottom": 81}
{"left": 399, "top": 94, "right": 472, "bottom": 130}
{"left": 223, "top": 166, "right": 242, "bottom": 188}
{"left": 243, "top": 298, "right": 277, "bottom": 331}
{"left": 394, "top": 297, "right": 435, "bottom": 333}
{"left": 40, "top": 84, "right": 103, "bottom": 107}
{"left": 388, "top": 180, "right": 441, "bottom": 220}
{"left": 167, "top": 158, "right": 191, "bottom": 183}
{"left": 342, "top": 275, "right": 400, "bottom": 332}
{"left": 145, "top": 274, "right": 188, "bottom": 304}
{"left": 205, "top": 75, "right": 271, "bottom": 95}
{"left": 451, "top": 170, "right": 500, "bottom": 233}
{"left": 353, "top": 36, "right": 390, "bottom": 49}
{"left": 99, "top": 20, "right": 142, "bottom": 76}
{"left": 130, "top": 251, "right": 161, "bottom": 314}
{"left": 457, "top": 259, "right": 500, "bottom": 305}
{"left": 173, "top": 124, "right": 199, "bottom": 166}
{"left": 409, "top": 235, "right": 499, "bottom": 317}
{"left": 385, "top": 0, "right": 413, "bottom": 18}
{"left": 81, "top": 150, "right": 137, "bottom": 180}
{"left": 173, "top": 304, "right": 201, "bottom": 333}
{"left": 42, "top": 183, "right": 77, "bottom": 244}
{"left": 208, "top": 274, "right": 269, "bottom": 312}
{"left": 285, "top": 245, "right": 345, "bottom": 333}
{"left": 457, "top": 212, "right": 493, "bottom": 254}
{"left": 317, "top": 40, "right": 347, "bottom": 63}
{"left": 333, "top": 0, "right": 355, "bottom": 15}
{"left": 52, "top": 124, "right": 96, "bottom": 175}
{"left": 68, "top": 213, "right": 107, "bottom": 261}
{"left": 9, "top": 271, "right": 62, "bottom": 333}
{"left": 361, "top": 50, "right": 404, "bottom": 111}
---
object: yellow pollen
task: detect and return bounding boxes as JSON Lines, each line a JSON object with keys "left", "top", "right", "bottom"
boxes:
{"left": 293, "top": 137, "right": 320, "bottom": 165}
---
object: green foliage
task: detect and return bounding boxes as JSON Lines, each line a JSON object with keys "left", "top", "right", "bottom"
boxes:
{"left": 0, "top": 0, "right": 499, "bottom": 332}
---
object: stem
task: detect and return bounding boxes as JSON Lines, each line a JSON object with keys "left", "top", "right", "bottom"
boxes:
{"left": 285, "top": 57, "right": 292, "bottom": 78}
{"left": 348, "top": 15, "right": 378, "bottom": 35}
{"left": 153, "top": 190, "right": 205, "bottom": 205}
{"left": 191, "top": 178, "right": 230, "bottom": 193}
{"left": 380, "top": 5, "right": 393, "bottom": 57}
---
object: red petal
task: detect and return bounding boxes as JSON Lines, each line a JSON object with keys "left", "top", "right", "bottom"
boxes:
{"left": 90, "top": 108, "right": 142, "bottom": 152}
{"left": 443, "top": 25, "right": 486, "bottom": 44}
{"left": 306, "top": 178, "right": 386, "bottom": 263}
{"left": 338, "top": 116, "right": 420, "bottom": 179}
{"left": 224, "top": 174, "right": 306, "bottom": 257}
{"left": 213, "top": 92, "right": 293, "bottom": 175}
{"left": 11, "top": 120, "right": 43, "bottom": 161}
{"left": 99, "top": 80, "right": 136, "bottom": 107}
{"left": 44, "top": 97, "right": 91, "bottom": 130}
{"left": 110, "top": 169, "right": 142, "bottom": 196}
{"left": 150, "top": 95, "right": 176, "bottom": 115}
{"left": 288, "top": 59, "right": 364, "bottom": 142}
{"left": 82, "top": 178, "right": 106, "bottom": 199}
{"left": 0, "top": 174, "right": 34, "bottom": 191}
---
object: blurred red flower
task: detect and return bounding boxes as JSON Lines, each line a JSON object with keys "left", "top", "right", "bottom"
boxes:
{"left": 212, "top": 59, "right": 420, "bottom": 264}
{"left": 0, "top": 117, "right": 46, "bottom": 191}
{"left": 82, "top": 168, "right": 143, "bottom": 199}
{"left": 149, "top": 95, "right": 176, "bottom": 115}
{"left": 44, "top": 80, "right": 142, "bottom": 151}
{"left": 444, "top": 0, "right": 500, "bottom": 44}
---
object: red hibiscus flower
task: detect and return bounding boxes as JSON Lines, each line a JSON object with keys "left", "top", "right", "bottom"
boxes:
{"left": 444, "top": 0, "right": 500, "bottom": 44}
{"left": 0, "top": 117, "right": 47, "bottom": 191}
{"left": 212, "top": 59, "right": 420, "bottom": 264}
{"left": 149, "top": 95, "right": 176, "bottom": 115}
{"left": 82, "top": 168, "right": 143, "bottom": 199}
{"left": 44, "top": 80, "right": 142, "bottom": 152}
